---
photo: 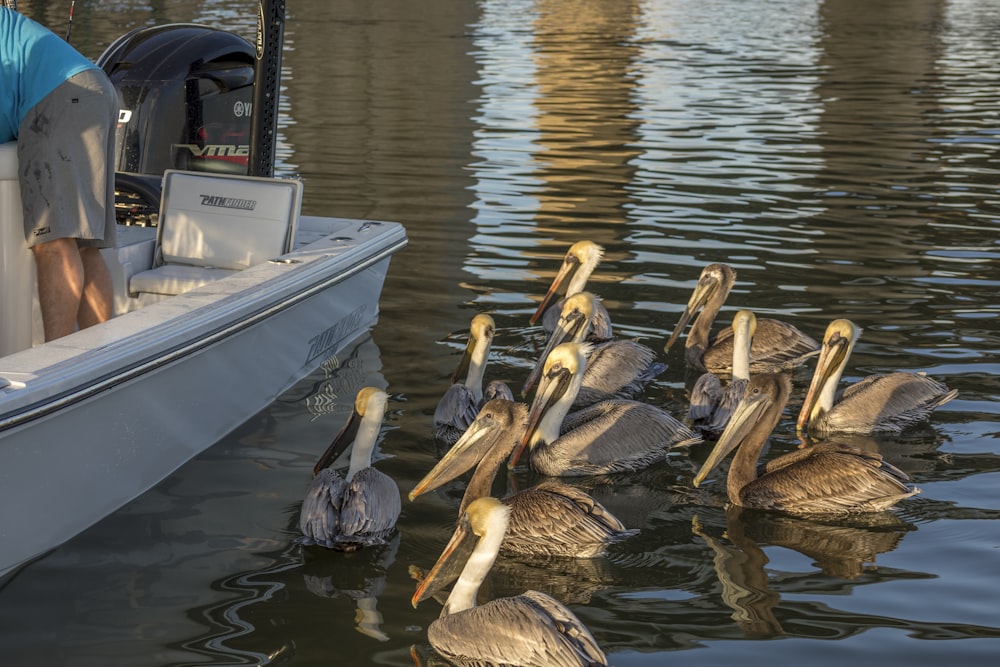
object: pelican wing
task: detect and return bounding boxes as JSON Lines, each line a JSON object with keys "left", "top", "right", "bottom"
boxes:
{"left": 687, "top": 372, "right": 722, "bottom": 423}
{"left": 504, "top": 481, "right": 638, "bottom": 557}
{"left": 429, "top": 591, "right": 607, "bottom": 667}
{"left": 577, "top": 339, "right": 666, "bottom": 406}
{"left": 297, "top": 469, "right": 348, "bottom": 547}
{"left": 745, "top": 443, "right": 919, "bottom": 515}
{"left": 433, "top": 383, "right": 479, "bottom": 444}
{"left": 537, "top": 400, "right": 701, "bottom": 476}
{"left": 705, "top": 317, "right": 818, "bottom": 373}
{"left": 336, "top": 468, "right": 401, "bottom": 550}
{"left": 822, "top": 372, "right": 958, "bottom": 434}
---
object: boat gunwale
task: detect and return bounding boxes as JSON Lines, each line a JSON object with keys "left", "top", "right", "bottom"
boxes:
{"left": 0, "top": 220, "right": 407, "bottom": 432}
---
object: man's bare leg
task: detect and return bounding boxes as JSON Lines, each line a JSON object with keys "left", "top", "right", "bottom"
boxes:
{"left": 78, "top": 247, "right": 113, "bottom": 328}
{"left": 32, "top": 237, "right": 85, "bottom": 341}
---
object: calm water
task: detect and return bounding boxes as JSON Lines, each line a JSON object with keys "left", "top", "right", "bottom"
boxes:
{"left": 2, "top": 0, "right": 999, "bottom": 665}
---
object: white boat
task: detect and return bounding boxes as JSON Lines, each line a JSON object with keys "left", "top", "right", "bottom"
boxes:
{"left": 0, "top": 152, "right": 406, "bottom": 580}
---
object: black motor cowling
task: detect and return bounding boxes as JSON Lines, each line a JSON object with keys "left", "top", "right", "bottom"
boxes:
{"left": 98, "top": 24, "right": 255, "bottom": 224}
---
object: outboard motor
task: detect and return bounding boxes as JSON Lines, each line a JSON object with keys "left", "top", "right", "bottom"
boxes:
{"left": 97, "top": 24, "right": 256, "bottom": 225}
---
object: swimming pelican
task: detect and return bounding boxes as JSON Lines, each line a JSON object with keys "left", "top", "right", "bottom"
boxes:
{"left": 687, "top": 309, "right": 755, "bottom": 437}
{"left": 411, "top": 397, "right": 639, "bottom": 558}
{"left": 523, "top": 291, "right": 666, "bottom": 407}
{"left": 512, "top": 342, "right": 701, "bottom": 477}
{"left": 692, "top": 373, "right": 921, "bottom": 515}
{"left": 664, "top": 263, "right": 819, "bottom": 373}
{"left": 433, "top": 313, "right": 512, "bottom": 445}
{"left": 796, "top": 319, "right": 958, "bottom": 435}
{"left": 412, "top": 496, "right": 609, "bottom": 667}
{"left": 297, "top": 387, "right": 401, "bottom": 551}
{"left": 530, "top": 240, "right": 612, "bottom": 339}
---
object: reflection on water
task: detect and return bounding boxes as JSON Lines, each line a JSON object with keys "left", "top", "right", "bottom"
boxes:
{"left": 2, "top": 0, "right": 1000, "bottom": 665}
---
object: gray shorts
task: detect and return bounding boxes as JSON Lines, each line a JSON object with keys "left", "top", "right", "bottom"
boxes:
{"left": 17, "top": 68, "right": 118, "bottom": 249}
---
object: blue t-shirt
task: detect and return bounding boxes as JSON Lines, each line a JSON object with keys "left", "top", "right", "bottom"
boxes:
{"left": 0, "top": 8, "right": 97, "bottom": 143}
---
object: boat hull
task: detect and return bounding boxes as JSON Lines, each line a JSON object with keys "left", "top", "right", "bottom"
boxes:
{"left": 0, "top": 215, "right": 406, "bottom": 579}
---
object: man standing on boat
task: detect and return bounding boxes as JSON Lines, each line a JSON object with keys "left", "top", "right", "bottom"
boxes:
{"left": 1, "top": 4, "right": 116, "bottom": 340}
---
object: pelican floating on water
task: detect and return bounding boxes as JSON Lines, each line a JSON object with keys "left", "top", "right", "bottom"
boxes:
{"left": 433, "top": 313, "right": 513, "bottom": 445}
{"left": 796, "top": 319, "right": 958, "bottom": 436}
{"left": 523, "top": 291, "right": 666, "bottom": 408}
{"left": 530, "top": 240, "right": 612, "bottom": 339}
{"left": 512, "top": 342, "right": 701, "bottom": 477}
{"left": 412, "top": 496, "right": 609, "bottom": 667}
{"left": 664, "top": 263, "right": 819, "bottom": 373}
{"left": 693, "top": 373, "right": 921, "bottom": 515}
{"left": 688, "top": 309, "right": 755, "bottom": 437}
{"left": 411, "top": 398, "right": 639, "bottom": 558}
{"left": 297, "top": 387, "right": 401, "bottom": 551}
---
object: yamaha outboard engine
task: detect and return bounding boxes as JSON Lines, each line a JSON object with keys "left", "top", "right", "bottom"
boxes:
{"left": 97, "top": 24, "right": 256, "bottom": 225}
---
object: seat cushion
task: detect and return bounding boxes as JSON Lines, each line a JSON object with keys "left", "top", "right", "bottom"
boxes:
{"left": 129, "top": 264, "right": 236, "bottom": 297}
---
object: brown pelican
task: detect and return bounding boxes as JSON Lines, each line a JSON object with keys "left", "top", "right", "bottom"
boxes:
{"left": 523, "top": 291, "right": 666, "bottom": 408}
{"left": 664, "top": 263, "right": 819, "bottom": 373}
{"left": 530, "top": 240, "right": 613, "bottom": 339}
{"left": 297, "top": 387, "right": 401, "bottom": 551}
{"left": 433, "top": 313, "right": 513, "bottom": 445}
{"left": 796, "top": 319, "right": 958, "bottom": 435}
{"left": 412, "top": 496, "right": 609, "bottom": 667}
{"left": 411, "top": 398, "right": 639, "bottom": 558}
{"left": 687, "top": 309, "right": 755, "bottom": 437}
{"left": 692, "top": 373, "right": 921, "bottom": 515}
{"left": 512, "top": 342, "right": 701, "bottom": 477}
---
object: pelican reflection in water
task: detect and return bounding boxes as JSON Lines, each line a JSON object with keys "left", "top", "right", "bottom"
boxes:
{"left": 688, "top": 309, "right": 756, "bottom": 438}
{"left": 523, "top": 291, "right": 666, "bottom": 408}
{"left": 433, "top": 313, "right": 513, "bottom": 445}
{"left": 513, "top": 342, "right": 701, "bottom": 477}
{"left": 411, "top": 398, "right": 638, "bottom": 558}
{"left": 665, "top": 263, "right": 819, "bottom": 373}
{"left": 796, "top": 318, "right": 958, "bottom": 436}
{"left": 412, "top": 497, "right": 608, "bottom": 667}
{"left": 297, "top": 387, "right": 401, "bottom": 551}
{"left": 693, "top": 373, "right": 920, "bottom": 515}
{"left": 530, "top": 240, "right": 612, "bottom": 339}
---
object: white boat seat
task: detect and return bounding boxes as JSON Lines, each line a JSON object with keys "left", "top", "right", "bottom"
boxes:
{"left": 129, "top": 169, "right": 302, "bottom": 297}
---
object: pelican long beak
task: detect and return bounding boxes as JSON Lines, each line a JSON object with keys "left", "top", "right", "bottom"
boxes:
{"left": 312, "top": 406, "right": 363, "bottom": 475}
{"left": 520, "top": 309, "right": 586, "bottom": 397}
{"left": 795, "top": 334, "right": 849, "bottom": 433}
{"left": 409, "top": 416, "right": 500, "bottom": 501}
{"left": 450, "top": 333, "right": 479, "bottom": 384}
{"left": 692, "top": 387, "right": 772, "bottom": 487}
{"left": 510, "top": 366, "right": 572, "bottom": 468}
{"left": 529, "top": 254, "right": 581, "bottom": 325}
{"left": 664, "top": 279, "right": 713, "bottom": 353}
{"left": 411, "top": 516, "right": 477, "bottom": 607}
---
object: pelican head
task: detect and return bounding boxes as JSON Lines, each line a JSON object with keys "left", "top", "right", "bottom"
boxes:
{"left": 411, "top": 496, "right": 510, "bottom": 611}
{"left": 313, "top": 386, "right": 388, "bottom": 476}
{"left": 664, "top": 263, "right": 736, "bottom": 352}
{"left": 522, "top": 292, "right": 599, "bottom": 396}
{"left": 692, "top": 373, "right": 791, "bottom": 488}
{"left": 511, "top": 342, "right": 591, "bottom": 468}
{"left": 795, "top": 319, "right": 861, "bottom": 433}
{"left": 411, "top": 399, "right": 527, "bottom": 502}
{"left": 451, "top": 313, "right": 497, "bottom": 387}
{"left": 530, "top": 241, "right": 605, "bottom": 325}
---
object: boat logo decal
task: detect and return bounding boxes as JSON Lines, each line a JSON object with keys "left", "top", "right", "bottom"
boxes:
{"left": 199, "top": 195, "right": 257, "bottom": 211}
{"left": 306, "top": 306, "right": 368, "bottom": 364}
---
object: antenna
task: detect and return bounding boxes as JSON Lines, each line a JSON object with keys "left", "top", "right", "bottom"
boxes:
{"left": 65, "top": 0, "right": 76, "bottom": 42}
